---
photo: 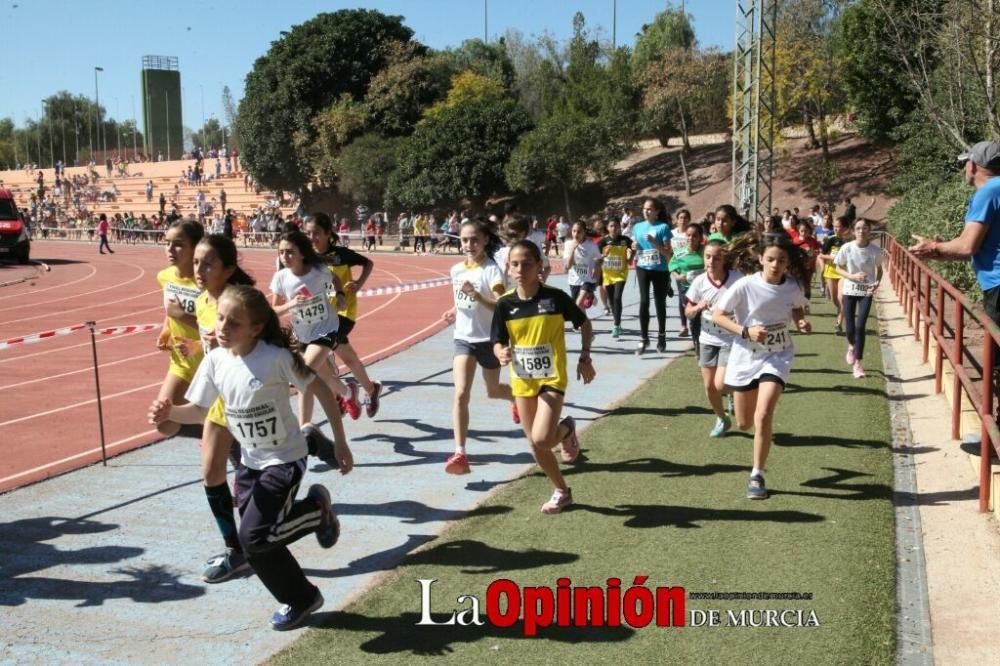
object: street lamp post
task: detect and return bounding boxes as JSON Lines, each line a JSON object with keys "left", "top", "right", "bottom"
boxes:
{"left": 94, "top": 66, "right": 104, "bottom": 160}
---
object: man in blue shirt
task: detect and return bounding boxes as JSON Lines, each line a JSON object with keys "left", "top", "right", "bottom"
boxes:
{"left": 911, "top": 141, "right": 1000, "bottom": 322}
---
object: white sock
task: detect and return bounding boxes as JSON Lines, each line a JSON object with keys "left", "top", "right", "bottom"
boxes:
{"left": 456, "top": 445, "right": 466, "bottom": 455}
{"left": 751, "top": 467, "right": 763, "bottom": 478}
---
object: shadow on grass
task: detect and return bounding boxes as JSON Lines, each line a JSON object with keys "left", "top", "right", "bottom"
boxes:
{"left": 783, "top": 383, "right": 887, "bottom": 397}
{"left": 769, "top": 467, "right": 892, "bottom": 502}
{"left": 310, "top": 610, "right": 635, "bottom": 655}
{"left": 604, "top": 405, "right": 714, "bottom": 418}
{"left": 574, "top": 503, "right": 824, "bottom": 529}
{"left": 333, "top": 501, "right": 513, "bottom": 524}
{"left": 398, "top": 539, "right": 579, "bottom": 574}
{"left": 773, "top": 433, "right": 889, "bottom": 449}
{"left": 562, "top": 457, "right": 744, "bottom": 479}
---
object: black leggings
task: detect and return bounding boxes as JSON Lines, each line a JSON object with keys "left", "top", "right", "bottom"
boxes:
{"left": 843, "top": 295, "right": 873, "bottom": 360}
{"left": 636, "top": 268, "right": 671, "bottom": 342}
{"left": 606, "top": 281, "right": 626, "bottom": 326}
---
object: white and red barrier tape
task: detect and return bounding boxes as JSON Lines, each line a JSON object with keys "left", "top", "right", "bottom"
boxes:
{"left": 0, "top": 277, "right": 450, "bottom": 351}
{"left": 0, "top": 323, "right": 159, "bottom": 351}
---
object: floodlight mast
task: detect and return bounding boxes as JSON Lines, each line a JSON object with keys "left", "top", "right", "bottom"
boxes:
{"left": 731, "top": 0, "right": 778, "bottom": 226}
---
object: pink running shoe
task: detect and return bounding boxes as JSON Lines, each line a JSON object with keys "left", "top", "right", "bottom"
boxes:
{"left": 342, "top": 379, "right": 361, "bottom": 420}
{"left": 445, "top": 452, "right": 470, "bottom": 475}
{"left": 541, "top": 487, "right": 573, "bottom": 514}
{"left": 845, "top": 344, "right": 856, "bottom": 366}
{"left": 853, "top": 362, "right": 866, "bottom": 379}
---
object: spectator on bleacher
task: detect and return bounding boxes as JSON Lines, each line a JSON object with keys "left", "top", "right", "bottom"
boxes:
{"left": 232, "top": 147, "right": 239, "bottom": 172}
{"left": 196, "top": 190, "right": 206, "bottom": 222}
{"left": 146, "top": 180, "right": 154, "bottom": 202}
{"left": 215, "top": 159, "right": 222, "bottom": 179}
{"left": 219, "top": 187, "right": 227, "bottom": 211}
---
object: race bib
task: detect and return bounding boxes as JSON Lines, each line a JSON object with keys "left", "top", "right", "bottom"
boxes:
{"left": 573, "top": 262, "right": 590, "bottom": 278}
{"left": 637, "top": 249, "right": 660, "bottom": 268}
{"left": 701, "top": 309, "right": 728, "bottom": 338}
{"left": 227, "top": 402, "right": 287, "bottom": 449}
{"left": 603, "top": 255, "right": 624, "bottom": 271}
{"left": 454, "top": 280, "right": 478, "bottom": 310}
{"left": 293, "top": 295, "right": 329, "bottom": 327}
{"left": 164, "top": 282, "right": 199, "bottom": 315}
{"left": 751, "top": 322, "right": 792, "bottom": 354}
{"left": 844, "top": 281, "right": 877, "bottom": 297}
{"left": 512, "top": 343, "right": 556, "bottom": 379}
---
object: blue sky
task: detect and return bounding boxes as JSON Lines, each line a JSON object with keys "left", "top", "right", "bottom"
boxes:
{"left": 2, "top": 1, "right": 732, "bottom": 131}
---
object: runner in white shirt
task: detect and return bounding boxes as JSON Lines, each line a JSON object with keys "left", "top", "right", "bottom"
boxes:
{"left": 496, "top": 215, "right": 551, "bottom": 287}
{"left": 563, "top": 221, "right": 602, "bottom": 310}
{"left": 834, "top": 219, "right": 884, "bottom": 379}
{"left": 148, "top": 284, "right": 351, "bottom": 630}
{"left": 685, "top": 239, "right": 742, "bottom": 438}
{"left": 442, "top": 219, "right": 516, "bottom": 474}
{"left": 269, "top": 231, "right": 354, "bottom": 445}
{"left": 712, "top": 233, "right": 811, "bottom": 500}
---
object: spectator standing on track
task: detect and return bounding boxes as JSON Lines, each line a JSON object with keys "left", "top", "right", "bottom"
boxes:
{"left": 97, "top": 213, "right": 114, "bottom": 254}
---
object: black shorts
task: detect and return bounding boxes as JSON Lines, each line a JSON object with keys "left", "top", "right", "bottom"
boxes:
{"left": 570, "top": 283, "right": 597, "bottom": 300}
{"left": 336, "top": 317, "right": 356, "bottom": 345}
{"left": 454, "top": 339, "right": 500, "bottom": 370}
{"left": 726, "top": 373, "right": 786, "bottom": 393}
{"left": 306, "top": 331, "right": 340, "bottom": 350}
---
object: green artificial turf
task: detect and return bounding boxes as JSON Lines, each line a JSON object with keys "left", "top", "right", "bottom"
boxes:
{"left": 271, "top": 299, "right": 896, "bottom": 665}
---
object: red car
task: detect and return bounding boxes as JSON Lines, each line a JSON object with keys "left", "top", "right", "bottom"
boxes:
{"left": 0, "top": 188, "right": 31, "bottom": 264}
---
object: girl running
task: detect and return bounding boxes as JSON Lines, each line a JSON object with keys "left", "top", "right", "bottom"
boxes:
{"left": 269, "top": 231, "right": 353, "bottom": 452}
{"left": 685, "top": 240, "right": 742, "bottom": 437}
{"left": 670, "top": 223, "right": 706, "bottom": 340}
{"left": 178, "top": 234, "right": 256, "bottom": 583}
{"left": 631, "top": 197, "right": 674, "bottom": 354}
{"left": 708, "top": 204, "right": 750, "bottom": 244}
{"left": 599, "top": 217, "right": 632, "bottom": 339}
{"left": 302, "top": 213, "right": 381, "bottom": 421}
{"left": 794, "top": 219, "right": 820, "bottom": 301}
{"left": 443, "top": 219, "right": 516, "bottom": 474}
{"left": 149, "top": 284, "right": 352, "bottom": 630}
{"left": 712, "top": 233, "right": 811, "bottom": 499}
{"left": 563, "top": 220, "right": 602, "bottom": 311}
{"left": 491, "top": 240, "right": 595, "bottom": 514}
{"left": 818, "top": 216, "right": 849, "bottom": 333}
{"left": 834, "top": 219, "right": 883, "bottom": 378}
{"left": 154, "top": 219, "right": 205, "bottom": 436}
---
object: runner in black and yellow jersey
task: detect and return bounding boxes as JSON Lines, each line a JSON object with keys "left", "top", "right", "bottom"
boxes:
{"left": 154, "top": 219, "right": 205, "bottom": 436}
{"left": 491, "top": 240, "right": 596, "bottom": 514}
{"left": 599, "top": 217, "right": 632, "bottom": 339}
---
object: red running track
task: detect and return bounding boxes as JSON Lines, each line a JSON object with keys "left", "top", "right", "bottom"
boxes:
{"left": 0, "top": 241, "right": 459, "bottom": 493}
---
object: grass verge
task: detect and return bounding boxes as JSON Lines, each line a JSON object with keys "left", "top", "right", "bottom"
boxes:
{"left": 271, "top": 299, "right": 895, "bottom": 665}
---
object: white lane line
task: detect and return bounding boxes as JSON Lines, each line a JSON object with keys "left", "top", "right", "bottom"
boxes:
{"left": 0, "top": 381, "right": 161, "bottom": 427}
{"left": 0, "top": 429, "right": 160, "bottom": 486}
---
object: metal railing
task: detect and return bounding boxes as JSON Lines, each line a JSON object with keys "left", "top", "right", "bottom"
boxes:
{"left": 884, "top": 233, "right": 1000, "bottom": 511}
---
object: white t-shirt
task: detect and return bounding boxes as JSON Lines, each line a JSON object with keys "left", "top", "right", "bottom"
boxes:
{"left": 186, "top": 342, "right": 313, "bottom": 470}
{"left": 563, "top": 239, "right": 601, "bottom": 286}
{"left": 686, "top": 270, "right": 743, "bottom": 348}
{"left": 556, "top": 221, "right": 570, "bottom": 239}
{"left": 495, "top": 239, "right": 550, "bottom": 288}
{"left": 716, "top": 272, "right": 808, "bottom": 385}
{"left": 451, "top": 258, "right": 505, "bottom": 343}
{"left": 834, "top": 241, "right": 884, "bottom": 297}
{"left": 269, "top": 265, "right": 339, "bottom": 343}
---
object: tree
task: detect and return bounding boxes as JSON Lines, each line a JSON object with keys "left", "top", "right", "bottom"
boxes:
{"left": 386, "top": 98, "right": 531, "bottom": 208}
{"left": 502, "top": 29, "right": 566, "bottom": 121}
{"left": 333, "top": 134, "right": 402, "bottom": 205}
{"left": 221, "top": 86, "right": 240, "bottom": 149}
{"left": 191, "top": 118, "right": 224, "bottom": 150}
{"left": 632, "top": 7, "right": 696, "bottom": 73}
{"left": 439, "top": 38, "right": 517, "bottom": 92}
{"left": 364, "top": 41, "right": 452, "bottom": 135}
{"left": 423, "top": 71, "right": 506, "bottom": 117}
{"left": 237, "top": 9, "right": 418, "bottom": 192}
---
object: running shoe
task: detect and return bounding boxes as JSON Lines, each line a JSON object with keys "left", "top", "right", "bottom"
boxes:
{"left": 853, "top": 362, "right": 866, "bottom": 379}
{"left": 541, "top": 487, "right": 573, "bottom": 514}
{"left": 603, "top": 307, "right": 611, "bottom": 316}
{"left": 365, "top": 381, "right": 383, "bottom": 418}
{"left": 335, "top": 395, "right": 348, "bottom": 417}
{"left": 302, "top": 423, "right": 337, "bottom": 467}
{"left": 679, "top": 327, "right": 689, "bottom": 338}
{"left": 445, "top": 452, "right": 471, "bottom": 475}
{"left": 271, "top": 589, "right": 324, "bottom": 631}
{"left": 307, "top": 484, "right": 340, "bottom": 549}
{"left": 845, "top": 344, "right": 856, "bottom": 366}
{"left": 635, "top": 341, "right": 648, "bottom": 356}
{"left": 559, "top": 416, "right": 580, "bottom": 463}
{"left": 746, "top": 474, "right": 768, "bottom": 500}
{"left": 202, "top": 548, "right": 250, "bottom": 584}
{"left": 511, "top": 402, "right": 521, "bottom": 424}
{"left": 656, "top": 338, "right": 667, "bottom": 353}
{"left": 612, "top": 326, "right": 621, "bottom": 339}
{"left": 710, "top": 416, "right": 731, "bottom": 438}
{"left": 835, "top": 323, "right": 844, "bottom": 335}
{"left": 343, "top": 379, "right": 361, "bottom": 420}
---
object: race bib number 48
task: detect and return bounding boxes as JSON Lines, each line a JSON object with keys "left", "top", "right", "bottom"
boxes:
{"left": 165, "top": 282, "right": 199, "bottom": 315}
{"left": 512, "top": 343, "right": 556, "bottom": 379}
{"left": 227, "top": 403, "right": 287, "bottom": 448}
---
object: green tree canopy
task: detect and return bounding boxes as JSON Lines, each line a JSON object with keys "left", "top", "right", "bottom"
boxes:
{"left": 333, "top": 134, "right": 401, "bottom": 206}
{"left": 236, "top": 9, "right": 418, "bottom": 192}
{"left": 387, "top": 97, "right": 531, "bottom": 209}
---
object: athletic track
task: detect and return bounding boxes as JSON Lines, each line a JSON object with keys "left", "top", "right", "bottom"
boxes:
{"left": 0, "top": 241, "right": 457, "bottom": 493}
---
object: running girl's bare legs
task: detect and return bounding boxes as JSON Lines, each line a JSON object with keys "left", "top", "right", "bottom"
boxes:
{"left": 516, "top": 391, "right": 571, "bottom": 491}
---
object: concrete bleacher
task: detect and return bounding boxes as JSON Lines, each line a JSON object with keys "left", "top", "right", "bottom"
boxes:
{"left": 0, "top": 158, "right": 297, "bottom": 224}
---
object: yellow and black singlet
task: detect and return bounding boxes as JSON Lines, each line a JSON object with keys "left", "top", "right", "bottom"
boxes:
{"left": 490, "top": 284, "right": 587, "bottom": 397}
{"left": 598, "top": 236, "right": 631, "bottom": 285}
